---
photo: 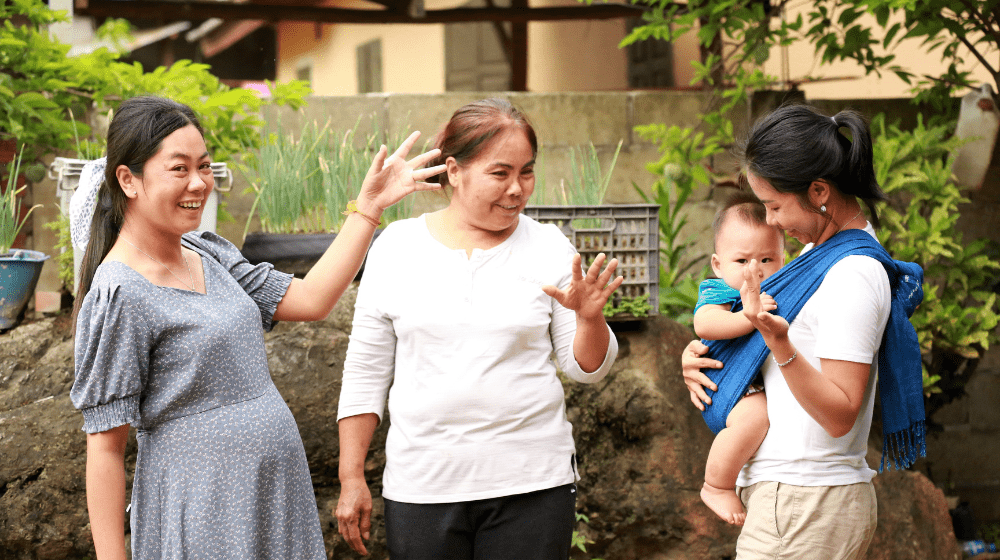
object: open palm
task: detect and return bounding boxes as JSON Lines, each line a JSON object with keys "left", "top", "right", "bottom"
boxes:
{"left": 543, "top": 253, "right": 624, "bottom": 320}
{"left": 359, "top": 131, "right": 446, "bottom": 212}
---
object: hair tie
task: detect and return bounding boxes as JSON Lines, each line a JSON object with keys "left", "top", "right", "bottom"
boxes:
{"left": 70, "top": 157, "right": 106, "bottom": 250}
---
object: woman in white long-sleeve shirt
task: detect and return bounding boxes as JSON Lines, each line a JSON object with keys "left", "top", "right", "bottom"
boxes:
{"left": 335, "top": 98, "right": 623, "bottom": 559}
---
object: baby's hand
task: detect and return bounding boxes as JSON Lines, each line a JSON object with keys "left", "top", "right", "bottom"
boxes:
{"left": 760, "top": 292, "right": 777, "bottom": 312}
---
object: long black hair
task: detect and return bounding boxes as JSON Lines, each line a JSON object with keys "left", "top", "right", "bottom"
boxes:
{"left": 72, "top": 96, "right": 204, "bottom": 324}
{"left": 738, "top": 104, "right": 886, "bottom": 228}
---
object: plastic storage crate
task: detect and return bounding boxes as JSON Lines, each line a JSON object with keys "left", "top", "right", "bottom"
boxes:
{"left": 523, "top": 204, "right": 660, "bottom": 319}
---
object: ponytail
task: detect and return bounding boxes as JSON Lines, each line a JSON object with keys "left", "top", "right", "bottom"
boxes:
{"left": 831, "top": 110, "right": 885, "bottom": 228}
{"left": 740, "top": 104, "right": 887, "bottom": 228}
{"left": 71, "top": 180, "right": 127, "bottom": 327}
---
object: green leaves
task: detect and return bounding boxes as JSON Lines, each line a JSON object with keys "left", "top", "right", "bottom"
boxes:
{"left": 244, "top": 115, "right": 411, "bottom": 235}
{"left": 2, "top": 0, "right": 309, "bottom": 172}
{"left": 873, "top": 112, "right": 1000, "bottom": 397}
{"left": 800, "top": 0, "right": 998, "bottom": 108}
{"left": 1, "top": 146, "right": 41, "bottom": 255}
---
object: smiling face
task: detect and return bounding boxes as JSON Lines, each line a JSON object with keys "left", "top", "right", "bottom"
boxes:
{"left": 119, "top": 124, "right": 214, "bottom": 238}
{"left": 447, "top": 128, "right": 535, "bottom": 239}
{"left": 745, "top": 171, "right": 826, "bottom": 246}
{"left": 711, "top": 217, "right": 785, "bottom": 291}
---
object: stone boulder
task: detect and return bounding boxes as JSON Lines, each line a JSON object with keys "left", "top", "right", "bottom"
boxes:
{"left": 0, "top": 293, "right": 961, "bottom": 560}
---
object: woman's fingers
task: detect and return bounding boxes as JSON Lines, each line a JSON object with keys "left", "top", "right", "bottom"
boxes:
{"left": 407, "top": 146, "right": 442, "bottom": 169}
{"left": 680, "top": 339, "right": 720, "bottom": 409}
{"left": 335, "top": 481, "right": 372, "bottom": 555}
{"left": 689, "top": 389, "right": 707, "bottom": 411}
{"left": 756, "top": 311, "right": 790, "bottom": 338}
{"left": 411, "top": 163, "right": 446, "bottom": 182}
{"left": 359, "top": 506, "right": 372, "bottom": 543}
{"left": 596, "top": 256, "right": 619, "bottom": 285}
{"left": 571, "top": 253, "right": 584, "bottom": 282}
{"left": 602, "top": 273, "right": 625, "bottom": 298}
{"left": 586, "top": 253, "right": 606, "bottom": 282}
{"left": 366, "top": 145, "right": 387, "bottom": 177}
{"left": 392, "top": 130, "right": 421, "bottom": 161}
{"left": 336, "top": 507, "right": 366, "bottom": 555}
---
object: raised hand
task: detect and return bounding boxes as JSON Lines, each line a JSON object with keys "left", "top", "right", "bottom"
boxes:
{"left": 358, "top": 131, "right": 447, "bottom": 213}
{"left": 740, "top": 259, "right": 789, "bottom": 341}
{"left": 542, "top": 253, "right": 624, "bottom": 321}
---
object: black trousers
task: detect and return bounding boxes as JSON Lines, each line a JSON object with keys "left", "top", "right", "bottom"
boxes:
{"left": 384, "top": 483, "right": 577, "bottom": 560}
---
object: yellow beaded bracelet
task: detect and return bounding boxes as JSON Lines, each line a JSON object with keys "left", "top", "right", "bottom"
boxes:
{"left": 342, "top": 200, "right": 382, "bottom": 228}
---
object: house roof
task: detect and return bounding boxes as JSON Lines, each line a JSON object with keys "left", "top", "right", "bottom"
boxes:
{"left": 74, "top": 0, "right": 649, "bottom": 25}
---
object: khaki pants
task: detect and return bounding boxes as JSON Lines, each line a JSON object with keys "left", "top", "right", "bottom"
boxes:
{"left": 736, "top": 481, "right": 877, "bottom": 560}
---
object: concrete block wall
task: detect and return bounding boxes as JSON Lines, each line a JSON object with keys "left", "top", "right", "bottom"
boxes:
{"left": 232, "top": 91, "right": 727, "bottom": 259}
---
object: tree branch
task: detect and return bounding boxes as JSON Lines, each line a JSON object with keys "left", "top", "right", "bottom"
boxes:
{"left": 954, "top": 29, "right": 1000, "bottom": 89}
{"left": 955, "top": 0, "right": 1000, "bottom": 46}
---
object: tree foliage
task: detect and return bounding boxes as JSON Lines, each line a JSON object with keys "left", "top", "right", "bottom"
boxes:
{"left": 1, "top": 0, "right": 310, "bottom": 167}
{"left": 623, "top": 0, "right": 999, "bottom": 113}
{"left": 616, "top": 0, "right": 1000, "bottom": 400}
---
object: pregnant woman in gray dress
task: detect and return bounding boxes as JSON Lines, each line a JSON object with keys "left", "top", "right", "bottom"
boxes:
{"left": 69, "top": 96, "right": 445, "bottom": 560}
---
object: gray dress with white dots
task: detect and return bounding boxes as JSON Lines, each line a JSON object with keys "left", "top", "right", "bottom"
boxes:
{"left": 72, "top": 232, "right": 325, "bottom": 559}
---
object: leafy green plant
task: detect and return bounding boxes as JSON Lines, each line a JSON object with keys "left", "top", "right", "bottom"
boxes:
{"left": 532, "top": 141, "right": 623, "bottom": 207}
{"left": 247, "top": 119, "right": 332, "bottom": 235}
{"left": 616, "top": 0, "right": 785, "bottom": 324}
{"left": 244, "top": 115, "right": 414, "bottom": 235}
{"left": 42, "top": 207, "right": 74, "bottom": 288}
{"left": 1, "top": 146, "right": 40, "bottom": 255}
{"left": 632, "top": 126, "right": 717, "bottom": 323}
{"left": 571, "top": 513, "right": 605, "bottom": 560}
{"left": 872, "top": 113, "right": 1000, "bottom": 412}
{"left": 2, "top": 0, "right": 308, "bottom": 179}
{"left": 615, "top": 0, "right": 1000, "bottom": 322}
{"left": 603, "top": 293, "right": 652, "bottom": 319}
{"left": 797, "top": 0, "right": 999, "bottom": 121}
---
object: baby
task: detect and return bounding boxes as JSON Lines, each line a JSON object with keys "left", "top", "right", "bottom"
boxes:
{"left": 693, "top": 190, "right": 785, "bottom": 525}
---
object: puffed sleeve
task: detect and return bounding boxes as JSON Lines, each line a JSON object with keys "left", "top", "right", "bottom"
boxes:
{"left": 182, "top": 231, "right": 293, "bottom": 332}
{"left": 547, "top": 231, "right": 619, "bottom": 384}
{"left": 71, "top": 282, "right": 152, "bottom": 433}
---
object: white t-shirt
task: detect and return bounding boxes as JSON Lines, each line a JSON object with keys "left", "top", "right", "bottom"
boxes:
{"left": 338, "top": 214, "right": 618, "bottom": 503}
{"left": 737, "top": 224, "right": 891, "bottom": 487}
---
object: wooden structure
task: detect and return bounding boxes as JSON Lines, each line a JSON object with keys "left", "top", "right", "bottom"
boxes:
{"left": 73, "top": 0, "right": 651, "bottom": 90}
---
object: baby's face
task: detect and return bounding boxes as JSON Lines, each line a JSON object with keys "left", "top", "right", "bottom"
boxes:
{"left": 711, "top": 220, "right": 785, "bottom": 291}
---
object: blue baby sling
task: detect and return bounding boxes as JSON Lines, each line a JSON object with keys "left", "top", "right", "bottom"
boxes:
{"left": 698, "top": 229, "right": 926, "bottom": 471}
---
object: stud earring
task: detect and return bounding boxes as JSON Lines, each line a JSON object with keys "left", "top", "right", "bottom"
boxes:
{"left": 821, "top": 205, "right": 827, "bottom": 212}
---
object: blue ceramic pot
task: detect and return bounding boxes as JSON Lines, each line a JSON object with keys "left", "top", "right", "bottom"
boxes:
{"left": 0, "top": 249, "right": 50, "bottom": 330}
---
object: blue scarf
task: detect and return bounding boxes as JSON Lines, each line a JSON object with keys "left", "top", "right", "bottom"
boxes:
{"left": 699, "top": 229, "right": 926, "bottom": 471}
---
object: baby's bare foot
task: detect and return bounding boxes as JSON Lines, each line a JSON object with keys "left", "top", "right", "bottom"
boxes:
{"left": 701, "top": 482, "right": 746, "bottom": 526}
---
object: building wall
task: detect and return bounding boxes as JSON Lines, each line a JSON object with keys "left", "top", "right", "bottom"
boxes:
{"left": 526, "top": 0, "right": 628, "bottom": 91}
{"left": 276, "top": 0, "right": 634, "bottom": 94}
{"left": 760, "top": 5, "right": 995, "bottom": 99}
{"left": 277, "top": 20, "right": 446, "bottom": 95}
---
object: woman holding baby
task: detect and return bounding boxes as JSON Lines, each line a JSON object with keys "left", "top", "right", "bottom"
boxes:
{"left": 682, "top": 104, "right": 925, "bottom": 560}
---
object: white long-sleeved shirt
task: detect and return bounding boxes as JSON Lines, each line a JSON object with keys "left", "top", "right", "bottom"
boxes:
{"left": 338, "top": 214, "right": 618, "bottom": 503}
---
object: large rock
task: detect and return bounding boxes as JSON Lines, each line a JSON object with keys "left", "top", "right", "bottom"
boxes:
{"left": 0, "top": 296, "right": 961, "bottom": 560}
